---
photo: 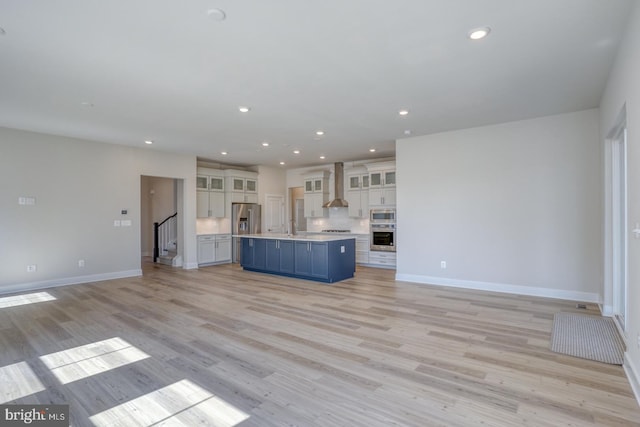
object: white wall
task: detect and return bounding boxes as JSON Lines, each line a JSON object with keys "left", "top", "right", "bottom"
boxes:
{"left": 599, "top": 1, "right": 640, "bottom": 403}
{"left": 396, "top": 109, "right": 602, "bottom": 302}
{"left": 0, "top": 127, "right": 198, "bottom": 293}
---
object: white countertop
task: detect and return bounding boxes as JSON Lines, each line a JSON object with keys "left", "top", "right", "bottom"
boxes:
{"left": 234, "top": 233, "right": 356, "bottom": 242}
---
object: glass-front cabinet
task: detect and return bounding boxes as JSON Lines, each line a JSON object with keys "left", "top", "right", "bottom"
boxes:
{"left": 225, "top": 170, "right": 259, "bottom": 205}
{"left": 197, "top": 169, "right": 225, "bottom": 218}
{"left": 304, "top": 177, "right": 326, "bottom": 193}
{"left": 196, "top": 176, "right": 209, "bottom": 190}
{"left": 365, "top": 161, "right": 396, "bottom": 207}
{"left": 303, "top": 170, "right": 329, "bottom": 217}
{"left": 348, "top": 174, "right": 369, "bottom": 190}
{"left": 210, "top": 176, "right": 224, "bottom": 191}
{"left": 346, "top": 168, "right": 370, "bottom": 218}
{"left": 369, "top": 170, "right": 395, "bottom": 188}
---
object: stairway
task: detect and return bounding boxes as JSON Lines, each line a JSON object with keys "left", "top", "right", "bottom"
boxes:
{"left": 156, "top": 240, "right": 182, "bottom": 266}
{"left": 154, "top": 213, "right": 181, "bottom": 266}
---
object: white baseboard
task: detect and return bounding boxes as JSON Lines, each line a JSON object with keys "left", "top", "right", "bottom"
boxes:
{"left": 395, "top": 273, "right": 601, "bottom": 303}
{"left": 624, "top": 353, "right": 640, "bottom": 407}
{"left": 184, "top": 262, "right": 199, "bottom": 270}
{"left": 0, "top": 270, "right": 142, "bottom": 296}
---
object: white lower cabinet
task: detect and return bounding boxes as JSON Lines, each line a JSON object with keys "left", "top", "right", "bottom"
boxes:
{"left": 368, "top": 251, "right": 396, "bottom": 268}
{"left": 355, "top": 235, "right": 370, "bottom": 264}
{"left": 198, "top": 234, "right": 232, "bottom": 265}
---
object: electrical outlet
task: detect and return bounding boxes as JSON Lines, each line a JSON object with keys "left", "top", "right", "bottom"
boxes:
{"left": 26, "top": 264, "right": 37, "bottom": 273}
{"left": 440, "top": 261, "right": 446, "bottom": 269}
{"left": 78, "top": 259, "right": 85, "bottom": 268}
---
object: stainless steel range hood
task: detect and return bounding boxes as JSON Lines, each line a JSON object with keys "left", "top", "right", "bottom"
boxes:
{"left": 323, "top": 162, "right": 349, "bottom": 208}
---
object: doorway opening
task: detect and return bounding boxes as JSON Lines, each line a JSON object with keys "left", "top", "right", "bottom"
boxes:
{"left": 141, "top": 176, "right": 182, "bottom": 268}
{"left": 289, "top": 187, "right": 305, "bottom": 235}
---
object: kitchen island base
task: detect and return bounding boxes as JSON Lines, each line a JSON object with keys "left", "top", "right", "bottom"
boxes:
{"left": 240, "top": 236, "right": 355, "bottom": 283}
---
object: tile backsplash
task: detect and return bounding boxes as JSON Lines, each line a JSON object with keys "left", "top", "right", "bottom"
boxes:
{"left": 306, "top": 208, "right": 369, "bottom": 234}
{"left": 197, "top": 217, "right": 231, "bottom": 235}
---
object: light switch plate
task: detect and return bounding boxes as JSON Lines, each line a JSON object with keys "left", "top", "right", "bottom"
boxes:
{"left": 114, "top": 220, "right": 121, "bottom": 227}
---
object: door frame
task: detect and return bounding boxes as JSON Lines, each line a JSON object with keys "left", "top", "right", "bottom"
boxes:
{"left": 603, "top": 106, "right": 628, "bottom": 338}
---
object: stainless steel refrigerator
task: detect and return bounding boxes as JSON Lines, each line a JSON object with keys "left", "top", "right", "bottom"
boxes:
{"left": 232, "top": 203, "right": 261, "bottom": 263}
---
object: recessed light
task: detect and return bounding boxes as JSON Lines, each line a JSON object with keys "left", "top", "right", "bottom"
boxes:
{"left": 293, "top": 150, "right": 300, "bottom": 154}
{"left": 238, "top": 106, "right": 250, "bottom": 113}
{"left": 404, "top": 130, "right": 412, "bottom": 135}
{"left": 144, "top": 140, "right": 153, "bottom": 145}
{"left": 319, "top": 155, "right": 326, "bottom": 160}
{"left": 80, "top": 102, "right": 94, "bottom": 107}
{"left": 207, "top": 8, "right": 226, "bottom": 21}
{"left": 221, "top": 151, "right": 228, "bottom": 155}
{"left": 262, "top": 142, "right": 269, "bottom": 147}
{"left": 279, "top": 161, "right": 285, "bottom": 165}
{"left": 316, "top": 130, "right": 324, "bottom": 136}
{"left": 369, "top": 148, "right": 376, "bottom": 152}
{"left": 468, "top": 27, "right": 491, "bottom": 40}
{"left": 398, "top": 110, "right": 409, "bottom": 116}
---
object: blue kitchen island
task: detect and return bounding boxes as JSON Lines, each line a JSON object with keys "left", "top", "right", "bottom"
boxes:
{"left": 238, "top": 234, "right": 356, "bottom": 283}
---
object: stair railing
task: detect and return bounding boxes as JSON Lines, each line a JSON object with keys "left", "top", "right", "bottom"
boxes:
{"left": 153, "top": 212, "right": 177, "bottom": 262}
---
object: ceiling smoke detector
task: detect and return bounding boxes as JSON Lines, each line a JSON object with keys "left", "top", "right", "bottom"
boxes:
{"left": 207, "top": 9, "right": 226, "bottom": 21}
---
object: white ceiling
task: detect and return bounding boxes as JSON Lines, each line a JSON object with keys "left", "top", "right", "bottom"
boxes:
{"left": 0, "top": 0, "right": 634, "bottom": 168}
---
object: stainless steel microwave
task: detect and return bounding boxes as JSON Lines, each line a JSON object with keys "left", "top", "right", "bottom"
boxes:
{"left": 370, "top": 208, "right": 396, "bottom": 223}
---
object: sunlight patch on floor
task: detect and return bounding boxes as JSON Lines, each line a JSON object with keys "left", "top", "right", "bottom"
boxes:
{"left": 0, "top": 292, "right": 56, "bottom": 308}
{"left": 0, "top": 361, "right": 46, "bottom": 404}
{"left": 89, "top": 379, "right": 250, "bottom": 427}
{"left": 39, "top": 337, "right": 150, "bottom": 385}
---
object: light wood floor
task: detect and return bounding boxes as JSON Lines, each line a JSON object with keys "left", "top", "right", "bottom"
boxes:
{"left": 1, "top": 262, "right": 639, "bottom": 426}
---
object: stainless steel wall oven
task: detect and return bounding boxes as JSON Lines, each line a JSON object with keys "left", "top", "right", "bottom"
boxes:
{"left": 370, "top": 223, "right": 396, "bottom": 251}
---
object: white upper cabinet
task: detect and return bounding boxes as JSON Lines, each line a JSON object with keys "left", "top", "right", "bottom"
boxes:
{"left": 196, "top": 168, "right": 225, "bottom": 218}
{"left": 369, "top": 169, "right": 395, "bottom": 188}
{"left": 346, "top": 167, "right": 370, "bottom": 217}
{"left": 366, "top": 161, "right": 396, "bottom": 207}
{"left": 225, "top": 170, "right": 259, "bottom": 204}
{"left": 304, "top": 175, "right": 327, "bottom": 193}
{"left": 302, "top": 170, "right": 329, "bottom": 217}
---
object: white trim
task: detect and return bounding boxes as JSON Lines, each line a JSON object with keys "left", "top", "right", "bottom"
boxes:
{"left": 601, "top": 304, "right": 614, "bottom": 317}
{"left": 395, "top": 274, "right": 601, "bottom": 303}
{"left": 624, "top": 352, "right": 640, "bottom": 408}
{"left": 0, "top": 270, "right": 142, "bottom": 296}
{"left": 184, "top": 262, "right": 199, "bottom": 270}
